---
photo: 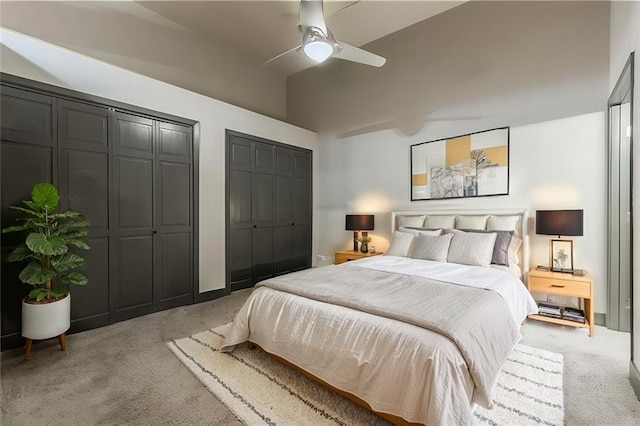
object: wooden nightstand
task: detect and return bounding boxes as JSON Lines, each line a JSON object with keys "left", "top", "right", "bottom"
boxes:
{"left": 527, "top": 269, "right": 594, "bottom": 337}
{"left": 335, "top": 250, "right": 382, "bottom": 264}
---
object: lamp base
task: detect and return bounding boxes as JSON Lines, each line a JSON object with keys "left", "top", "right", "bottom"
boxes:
{"left": 353, "top": 231, "right": 359, "bottom": 252}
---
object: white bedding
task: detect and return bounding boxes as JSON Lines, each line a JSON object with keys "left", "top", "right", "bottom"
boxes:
{"left": 351, "top": 256, "right": 537, "bottom": 328}
{"left": 222, "top": 257, "right": 538, "bottom": 425}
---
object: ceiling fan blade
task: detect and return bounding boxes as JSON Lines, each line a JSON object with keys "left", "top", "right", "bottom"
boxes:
{"left": 263, "top": 44, "right": 302, "bottom": 66}
{"left": 333, "top": 41, "right": 386, "bottom": 67}
{"left": 300, "top": 0, "right": 327, "bottom": 33}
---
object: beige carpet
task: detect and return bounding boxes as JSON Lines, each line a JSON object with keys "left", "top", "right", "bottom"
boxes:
{"left": 168, "top": 323, "right": 564, "bottom": 425}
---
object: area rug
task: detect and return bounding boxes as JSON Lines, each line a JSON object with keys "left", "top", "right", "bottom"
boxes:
{"left": 167, "top": 323, "right": 564, "bottom": 426}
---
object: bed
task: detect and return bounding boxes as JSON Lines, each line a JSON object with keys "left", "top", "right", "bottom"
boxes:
{"left": 221, "top": 210, "right": 538, "bottom": 425}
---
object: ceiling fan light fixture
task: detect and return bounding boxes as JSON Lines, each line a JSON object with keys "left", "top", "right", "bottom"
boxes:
{"left": 302, "top": 26, "right": 334, "bottom": 63}
{"left": 303, "top": 40, "right": 333, "bottom": 62}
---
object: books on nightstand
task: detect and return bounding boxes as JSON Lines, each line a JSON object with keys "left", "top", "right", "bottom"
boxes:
{"left": 562, "top": 307, "right": 586, "bottom": 324}
{"left": 536, "top": 303, "right": 586, "bottom": 323}
{"left": 537, "top": 303, "right": 562, "bottom": 319}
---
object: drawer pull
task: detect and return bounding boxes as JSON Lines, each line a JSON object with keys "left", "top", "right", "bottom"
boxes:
{"left": 550, "top": 284, "right": 566, "bottom": 288}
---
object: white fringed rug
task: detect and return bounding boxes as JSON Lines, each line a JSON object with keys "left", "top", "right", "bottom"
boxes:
{"left": 167, "top": 323, "right": 564, "bottom": 426}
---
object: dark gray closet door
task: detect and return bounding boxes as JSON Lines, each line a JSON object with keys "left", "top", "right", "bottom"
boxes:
{"left": 229, "top": 136, "right": 254, "bottom": 291}
{"left": 57, "top": 100, "right": 110, "bottom": 331}
{"left": 156, "top": 122, "right": 193, "bottom": 311}
{"left": 273, "top": 147, "right": 294, "bottom": 275}
{"left": 291, "top": 151, "right": 311, "bottom": 271}
{"left": 110, "top": 112, "right": 155, "bottom": 322}
{"left": 0, "top": 87, "right": 55, "bottom": 344}
{"left": 252, "top": 142, "right": 274, "bottom": 283}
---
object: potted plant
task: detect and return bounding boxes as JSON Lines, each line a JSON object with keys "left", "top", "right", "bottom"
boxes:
{"left": 2, "top": 182, "right": 89, "bottom": 359}
{"left": 358, "top": 235, "right": 372, "bottom": 253}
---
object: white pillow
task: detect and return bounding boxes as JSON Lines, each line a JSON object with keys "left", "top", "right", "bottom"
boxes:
{"left": 410, "top": 233, "right": 453, "bottom": 262}
{"left": 398, "top": 227, "right": 442, "bottom": 236}
{"left": 424, "top": 215, "right": 456, "bottom": 229}
{"left": 385, "top": 231, "right": 416, "bottom": 257}
{"left": 487, "top": 215, "right": 521, "bottom": 237}
{"left": 508, "top": 236, "right": 523, "bottom": 266}
{"left": 455, "top": 215, "right": 488, "bottom": 230}
{"left": 396, "top": 215, "right": 426, "bottom": 228}
{"left": 447, "top": 230, "right": 497, "bottom": 267}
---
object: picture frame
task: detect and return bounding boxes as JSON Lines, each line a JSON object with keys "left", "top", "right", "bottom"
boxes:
{"left": 410, "top": 127, "right": 510, "bottom": 201}
{"left": 550, "top": 239, "right": 574, "bottom": 272}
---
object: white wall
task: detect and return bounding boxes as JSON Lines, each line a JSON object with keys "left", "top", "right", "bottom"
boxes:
{"left": 0, "top": 29, "right": 319, "bottom": 293}
{"left": 609, "top": 0, "right": 640, "bottom": 362}
{"left": 317, "top": 112, "right": 607, "bottom": 313}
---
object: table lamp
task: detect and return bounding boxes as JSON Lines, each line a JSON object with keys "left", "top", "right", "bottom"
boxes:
{"left": 345, "top": 214, "right": 374, "bottom": 252}
{"left": 536, "top": 209, "right": 583, "bottom": 272}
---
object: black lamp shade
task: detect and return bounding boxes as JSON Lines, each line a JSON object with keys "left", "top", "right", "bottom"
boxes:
{"left": 345, "top": 214, "right": 374, "bottom": 231}
{"left": 536, "top": 210, "right": 584, "bottom": 236}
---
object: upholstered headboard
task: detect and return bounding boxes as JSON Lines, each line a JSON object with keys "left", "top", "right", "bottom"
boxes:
{"left": 391, "top": 209, "right": 529, "bottom": 278}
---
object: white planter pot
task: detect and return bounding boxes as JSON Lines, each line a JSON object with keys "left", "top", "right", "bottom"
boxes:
{"left": 22, "top": 294, "right": 71, "bottom": 340}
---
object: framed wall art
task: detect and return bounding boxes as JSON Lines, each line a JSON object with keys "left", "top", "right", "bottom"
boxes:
{"left": 410, "top": 127, "right": 510, "bottom": 201}
{"left": 550, "top": 239, "right": 573, "bottom": 272}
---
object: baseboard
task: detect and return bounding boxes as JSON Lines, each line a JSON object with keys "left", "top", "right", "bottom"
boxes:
{"left": 630, "top": 361, "right": 640, "bottom": 400}
{"left": 594, "top": 312, "right": 606, "bottom": 326}
{"left": 194, "top": 288, "right": 228, "bottom": 304}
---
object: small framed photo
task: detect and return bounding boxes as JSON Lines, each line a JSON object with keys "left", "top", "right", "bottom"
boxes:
{"left": 550, "top": 239, "right": 573, "bottom": 272}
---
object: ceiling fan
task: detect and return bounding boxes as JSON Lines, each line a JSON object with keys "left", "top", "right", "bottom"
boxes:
{"left": 266, "top": 0, "right": 386, "bottom": 68}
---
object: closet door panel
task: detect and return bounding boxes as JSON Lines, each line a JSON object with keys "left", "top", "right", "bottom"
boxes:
{"left": 69, "top": 237, "right": 109, "bottom": 331}
{"left": 60, "top": 150, "right": 109, "bottom": 232}
{"left": 274, "top": 226, "right": 292, "bottom": 275}
{"left": 111, "top": 235, "right": 155, "bottom": 322}
{"left": 255, "top": 142, "right": 274, "bottom": 172}
{"left": 275, "top": 147, "right": 293, "bottom": 176}
{"left": 291, "top": 225, "right": 311, "bottom": 272}
{"left": 293, "top": 152, "right": 310, "bottom": 178}
{"left": 229, "top": 137, "right": 253, "bottom": 171}
{"left": 275, "top": 175, "right": 293, "bottom": 226}
{"left": 159, "top": 161, "right": 191, "bottom": 227}
{"left": 1, "top": 143, "right": 53, "bottom": 244}
{"left": 157, "top": 232, "right": 192, "bottom": 310}
{"left": 115, "top": 157, "right": 153, "bottom": 230}
{"left": 293, "top": 177, "right": 310, "bottom": 226}
{"left": 115, "top": 114, "right": 154, "bottom": 156}
{"left": 230, "top": 229, "right": 253, "bottom": 290}
{"left": 158, "top": 122, "right": 191, "bottom": 159}
{"left": 230, "top": 170, "right": 252, "bottom": 229}
{"left": 156, "top": 120, "right": 193, "bottom": 309}
{"left": 58, "top": 100, "right": 108, "bottom": 153}
{"left": 252, "top": 227, "right": 274, "bottom": 282}
{"left": 1, "top": 87, "right": 53, "bottom": 146}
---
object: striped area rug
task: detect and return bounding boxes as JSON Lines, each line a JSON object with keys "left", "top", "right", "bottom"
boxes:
{"left": 167, "top": 323, "right": 564, "bottom": 426}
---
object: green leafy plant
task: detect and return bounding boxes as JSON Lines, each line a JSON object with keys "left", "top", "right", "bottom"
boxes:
{"left": 358, "top": 235, "right": 372, "bottom": 244}
{"left": 2, "top": 183, "right": 89, "bottom": 303}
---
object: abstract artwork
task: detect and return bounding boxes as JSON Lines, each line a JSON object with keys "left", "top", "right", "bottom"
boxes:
{"left": 411, "top": 127, "right": 509, "bottom": 201}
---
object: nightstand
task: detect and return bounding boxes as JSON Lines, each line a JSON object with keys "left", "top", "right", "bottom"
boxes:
{"left": 335, "top": 250, "right": 382, "bottom": 264}
{"left": 527, "top": 269, "right": 594, "bottom": 337}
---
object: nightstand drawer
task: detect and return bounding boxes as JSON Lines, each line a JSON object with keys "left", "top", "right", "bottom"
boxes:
{"left": 528, "top": 276, "right": 590, "bottom": 298}
{"left": 335, "top": 253, "right": 361, "bottom": 264}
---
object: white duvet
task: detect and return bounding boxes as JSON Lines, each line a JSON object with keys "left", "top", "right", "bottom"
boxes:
{"left": 222, "top": 256, "right": 538, "bottom": 425}
{"left": 351, "top": 256, "right": 538, "bottom": 328}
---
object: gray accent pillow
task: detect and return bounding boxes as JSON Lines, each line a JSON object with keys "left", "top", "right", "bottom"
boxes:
{"left": 447, "top": 230, "right": 498, "bottom": 267}
{"left": 410, "top": 233, "right": 453, "bottom": 262}
{"left": 461, "top": 229, "right": 515, "bottom": 266}
{"left": 384, "top": 231, "right": 416, "bottom": 257}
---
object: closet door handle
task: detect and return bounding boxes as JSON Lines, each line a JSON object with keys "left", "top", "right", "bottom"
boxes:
{"left": 253, "top": 225, "right": 257, "bottom": 228}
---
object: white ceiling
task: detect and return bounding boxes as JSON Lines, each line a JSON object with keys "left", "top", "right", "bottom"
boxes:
{"left": 136, "top": 0, "right": 465, "bottom": 76}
